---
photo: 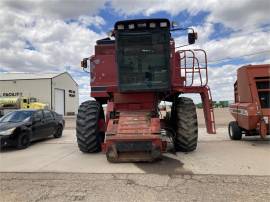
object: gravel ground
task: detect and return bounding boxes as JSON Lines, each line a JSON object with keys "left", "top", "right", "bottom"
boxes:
{"left": 1, "top": 173, "right": 270, "bottom": 202}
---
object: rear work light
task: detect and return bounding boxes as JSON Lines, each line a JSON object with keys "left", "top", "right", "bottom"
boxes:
{"left": 117, "top": 24, "right": 124, "bottom": 30}
{"left": 128, "top": 24, "right": 135, "bottom": 29}
{"left": 160, "top": 22, "right": 168, "bottom": 27}
{"left": 149, "top": 22, "right": 156, "bottom": 28}
{"left": 137, "top": 23, "right": 146, "bottom": 28}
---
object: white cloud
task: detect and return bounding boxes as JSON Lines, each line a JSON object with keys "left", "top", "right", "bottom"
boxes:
{"left": 206, "top": 0, "right": 270, "bottom": 30}
{"left": 77, "top": 15, "right": 106, "bottom": 28}
{"left": 203, "top": 30, "right": 270, "bottom": 63}
{"left": 207, "top": 65, "right": 237, "bottom": 102}
{"left": 0, "top": 1, "right": 107, "bottom": 103}
{"left": 0, "top": 0, "right": 107, "bottom": 20}
{"left": 0, "top": 9, "right": 106, "bottom": 72}
{"left": 110, "top": 0, "right": 270, "bottom": 30}
{"left": 109, "top": 0, "right": 209, "bottom": 16}
{"left": 174, "top": 24, "right": 270, "bottom": 65}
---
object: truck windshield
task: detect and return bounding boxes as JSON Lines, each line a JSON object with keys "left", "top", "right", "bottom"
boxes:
{"left": 116, "top": 30, "right": 170, "bottom": 91}
{"left": 30, "top": 98, "right": 37, "bottom": 103}
{"left": 0, "top": 111, "right": 34, "bottom": 123}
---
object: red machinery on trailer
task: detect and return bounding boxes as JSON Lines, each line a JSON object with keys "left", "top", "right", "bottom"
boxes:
{"left": 77, "top": 19, "right": 216, "bottom": 162}
{"left": 229, "top": 64, "right": 270, "bottom": 140}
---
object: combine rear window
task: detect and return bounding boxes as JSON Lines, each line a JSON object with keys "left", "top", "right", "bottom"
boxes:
{"left": 116, "top": 29, "right": 170, "bottom": 92}
{"left": 255, "top": 77, "right": 270, "bottom": 108}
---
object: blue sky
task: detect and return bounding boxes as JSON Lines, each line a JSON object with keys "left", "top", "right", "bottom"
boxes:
{"left": 0, "top": 0, "right": 269, "bottom": 103}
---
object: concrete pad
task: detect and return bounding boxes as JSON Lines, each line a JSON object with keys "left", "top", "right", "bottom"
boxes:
{"left": 0, "top": 128, "right": 269, "bottom": 175}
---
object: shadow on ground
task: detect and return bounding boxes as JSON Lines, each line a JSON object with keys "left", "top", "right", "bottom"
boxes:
{"left": 0, "top": 137, "right": 53, "bottom": 153}
{"left": 135, "top": 155, "right": 193, "bottom": 175}
{"left": 241, "top": 136, "right": 269, "bottom": 144}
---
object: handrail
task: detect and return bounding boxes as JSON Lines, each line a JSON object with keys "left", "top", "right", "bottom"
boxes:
{"left": 176, "top": 49, "right": 208, "bottom": 87}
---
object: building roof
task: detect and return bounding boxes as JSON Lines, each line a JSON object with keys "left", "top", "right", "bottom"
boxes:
{"left": 0, "top": 72, "right": 78, "bottom": 86}
{"left": 0, "top": 72, "right": 62, "bottom": 81}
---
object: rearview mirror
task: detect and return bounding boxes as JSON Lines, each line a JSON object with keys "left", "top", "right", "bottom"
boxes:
{"left": 188, "top": 32, "right": 198, "bottom": 44}
{"left": 81, "top": 58, "right": 88, "bottom": 69}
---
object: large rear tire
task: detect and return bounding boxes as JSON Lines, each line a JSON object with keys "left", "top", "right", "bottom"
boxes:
{"left": 76, "top": 100, "right": 103, "bottom": 153}
{"left": 172, "top": 97, "right": 198, "bottom": 152}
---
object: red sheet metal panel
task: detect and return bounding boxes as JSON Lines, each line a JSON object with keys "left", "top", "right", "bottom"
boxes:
{"left": 117, "top": 111, "right": 151, "bottom": 135}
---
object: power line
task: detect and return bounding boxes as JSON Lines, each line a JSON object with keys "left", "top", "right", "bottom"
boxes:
{"left": 208, "top": 50, "right": 270, "bottom": 64}
{"left": 172, "top": 23, "right": 270, "bottom": 39}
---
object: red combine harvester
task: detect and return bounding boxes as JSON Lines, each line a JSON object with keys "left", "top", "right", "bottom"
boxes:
{"left": 77, "top": 19, "right": 216, "bottom": 162}
{"left": 229, "top": 64, "right": 270, "bottom": 140}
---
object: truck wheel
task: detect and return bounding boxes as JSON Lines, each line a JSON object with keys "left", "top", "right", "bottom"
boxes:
{"left": 76, "top": 100, "right": 103, "bottom": 153}
{"left": 16, "top": 133, "right": 30, "bottom": 149}
{"left": 228, "top": 121, "right": 242, "bottom": 140}
{"left": 173, "top": 97, "right": 198, "bottom": 152}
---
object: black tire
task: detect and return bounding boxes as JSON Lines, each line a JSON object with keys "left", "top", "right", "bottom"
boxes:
{"left": 76, "top": 100, "right": 103, "bottom": 153}
{"left": 172, "top": 97, "right": 198, "bottom": 152}
{"left": 54, "top": 125, "right": 63, "bottom": 138}
{"left": 228, "top": 121, "right": 242, "bottom": 140}
{"left": 16, "top": 133, "right": 30, "bottom": 149}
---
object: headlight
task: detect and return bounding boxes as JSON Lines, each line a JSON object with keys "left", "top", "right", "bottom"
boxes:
{"left": 0, "top": 128, "right": 16, "bottom": 136}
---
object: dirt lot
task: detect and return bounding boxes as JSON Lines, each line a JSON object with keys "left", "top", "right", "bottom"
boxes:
{"left": 1, "top": 173, "right": 270, "bottom": 202}
{"left": 0, "top": 108, "right": 269, "bottom": 202}
{"left": 197, "top": 108, "right": 233, "bottom": 127}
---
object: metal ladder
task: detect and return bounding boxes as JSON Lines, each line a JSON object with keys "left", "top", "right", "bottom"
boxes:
{"left": 177, "top": 49, "right": 216, "bottom": 134}
{"left": 200, "top": 86, "right": 216, "bottom": 134}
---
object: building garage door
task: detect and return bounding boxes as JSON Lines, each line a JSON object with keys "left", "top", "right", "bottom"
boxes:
{"left": 54, "top": 89, "right": 65, "bottom": 115}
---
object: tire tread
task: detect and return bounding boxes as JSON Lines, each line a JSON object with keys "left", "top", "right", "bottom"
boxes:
{"left": 76, "top": 100, "right": 102, "bottom": 153}
{"left": 173, "top": 97, "right": 198, "bottom": 152}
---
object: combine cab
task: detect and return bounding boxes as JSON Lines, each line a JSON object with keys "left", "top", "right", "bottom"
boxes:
{"left": 229, "top": 64, "right": 270, "bottom": 139}
{"left": 77, "top": 19, "right": 216, "bottom": 162}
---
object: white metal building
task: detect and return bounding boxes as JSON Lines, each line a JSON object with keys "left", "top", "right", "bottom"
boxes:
{"left": 0, "top": 72, "right": 79, "bottom": 115}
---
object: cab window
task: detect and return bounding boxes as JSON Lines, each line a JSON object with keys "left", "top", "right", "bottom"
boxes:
{"left": 30, "top": 98, "right": 37, "bottom": 103}
{"left": 33, "top": 110, "right": 43, "bottom": 120}
{"left": 44, "top": 110, "right": 54, "bottom": 119}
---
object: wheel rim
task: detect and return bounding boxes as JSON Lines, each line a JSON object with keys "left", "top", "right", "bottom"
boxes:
{"left": 21, "top": 135, "right": 29, "bottom": 146}
{"left": 57, "top": 126, "right": 62, "bottom": 136}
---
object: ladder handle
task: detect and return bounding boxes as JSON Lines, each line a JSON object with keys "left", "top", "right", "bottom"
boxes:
{"left": 177, "top": 49, "right": 208, "bottom": 87}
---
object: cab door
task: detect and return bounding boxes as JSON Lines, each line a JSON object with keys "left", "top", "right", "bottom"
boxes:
{"left": 43, "top": 110, "right": 57, "bottom": 137}
{"left": 31, "top": 110, "right": 45, "bottom": 140}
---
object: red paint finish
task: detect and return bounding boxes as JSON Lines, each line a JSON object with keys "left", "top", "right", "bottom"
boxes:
{"left": 90, "top": 45, "right": 216, "bottom": 133}
{"left": 84, "top": 19, "right": 218, "bottom": 161}
{"left": 229, "top": 64, "right": 270, "bottom": 138}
